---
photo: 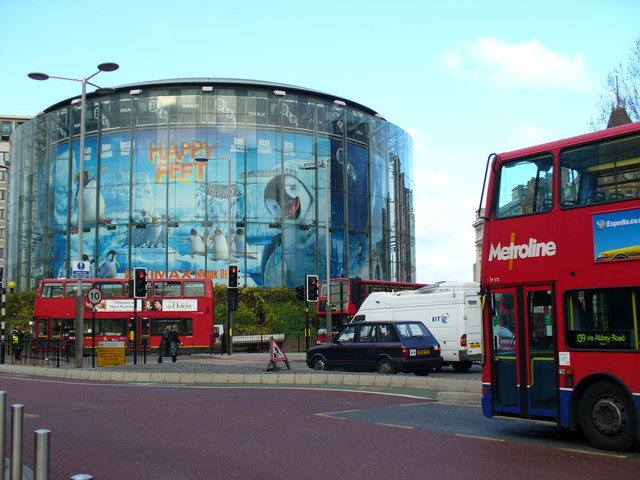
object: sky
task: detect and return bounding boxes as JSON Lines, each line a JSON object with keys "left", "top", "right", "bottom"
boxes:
{"left": 1, "top": 0, "right": 638, "bottom": 284}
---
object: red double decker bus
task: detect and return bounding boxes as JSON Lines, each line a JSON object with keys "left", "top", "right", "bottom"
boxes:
{"left": 33, "top": 277, "right": 215, "bottom": 357}
{"left": 317, "top": 277, "right": 427, "bottom": 332}
{"left": 479, "top": 121, "right": 640, "bottom": 451}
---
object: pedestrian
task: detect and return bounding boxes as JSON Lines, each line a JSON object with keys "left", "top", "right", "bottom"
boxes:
{"left": 157, "top": 325, "right": 171, "bottom": 363}
{"left": 11, "top": 324, "right": 25, "bottom": 362}
{"left": 169, "top": 324, "right": 180, "bottom": 363}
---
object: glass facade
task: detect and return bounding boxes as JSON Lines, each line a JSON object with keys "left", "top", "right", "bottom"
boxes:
{"left": 8, "top": 80, "right": 416, "bottom": 289}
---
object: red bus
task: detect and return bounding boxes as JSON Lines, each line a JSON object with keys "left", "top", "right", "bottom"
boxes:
{"left": 33, "top": 278, "right": 215, "bottom": 357}
{"left": 317, "top": 277, "right": 427, "bottom": 332}
{"left": 479, "top": 121, "right": 640, "bottom": 451}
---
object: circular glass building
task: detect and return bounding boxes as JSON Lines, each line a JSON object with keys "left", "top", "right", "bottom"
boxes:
{"left": 8, "top": 79, "right": 416, "bottom": 289}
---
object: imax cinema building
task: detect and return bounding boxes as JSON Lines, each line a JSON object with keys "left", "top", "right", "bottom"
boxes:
{"left": 8, "top": 79, "right": 416, "bottom": 289}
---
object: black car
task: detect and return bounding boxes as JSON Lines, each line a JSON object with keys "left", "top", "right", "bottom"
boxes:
{"left": 306, "top": 321, "right": 442, "bottom": 375}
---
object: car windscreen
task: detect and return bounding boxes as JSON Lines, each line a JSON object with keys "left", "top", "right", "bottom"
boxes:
{"left": 395, "top": 322, "right": 436, "bottom": 341}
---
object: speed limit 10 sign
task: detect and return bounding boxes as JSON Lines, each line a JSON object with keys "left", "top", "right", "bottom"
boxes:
{"left": 87, "top": 287, "right": 103, "bottom": 306}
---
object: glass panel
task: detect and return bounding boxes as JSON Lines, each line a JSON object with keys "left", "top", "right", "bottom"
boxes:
{"left": 526, "top": 289, "right": 556, "bottom": 412}
{"left": 490, "top": 291, "right": 519, "bottom": 409}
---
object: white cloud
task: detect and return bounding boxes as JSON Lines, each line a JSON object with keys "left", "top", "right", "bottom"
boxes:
{"left": 441, "top": 37, "right": 596, "bottom": 92}
{"left": 409, "top": 127, "right": 479, "bottom": 283}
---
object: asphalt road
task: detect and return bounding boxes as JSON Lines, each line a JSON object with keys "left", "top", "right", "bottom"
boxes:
{"left": 1, "top": 373, "right": 638, "bottom": 480}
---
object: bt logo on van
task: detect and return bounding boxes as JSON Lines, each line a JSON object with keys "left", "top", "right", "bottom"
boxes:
{"left": 432, "top": 313, "right": 449, "bottom": 324}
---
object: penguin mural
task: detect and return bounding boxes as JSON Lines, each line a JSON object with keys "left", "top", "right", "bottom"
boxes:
{"left": 187, "top": 228, "right": 206, "bottom": 256}
{"left": 144, "top": 208, "right": 163, "bottom": 247}
{"left": 261, "top": 173, "right": 315, "bottom": 287}
{"left": 210, "top": 228, "right": 229, "bottom": 261}
{"left": 74, "top": 166, "right": 111, "bottom": 231}
{"left": 97, "top": 250, "right": 119, "bottom": 278}
{"left": 234, "top": 228, "right": 256, "bottom": 259}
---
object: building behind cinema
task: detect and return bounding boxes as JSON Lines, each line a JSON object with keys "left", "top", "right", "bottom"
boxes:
{"left": 7, "top": 79, "right": 416, "bottom": 289}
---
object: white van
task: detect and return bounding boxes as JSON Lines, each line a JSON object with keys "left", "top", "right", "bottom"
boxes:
{"left": 352, "top": 281, "right": 482, "bottom": 371}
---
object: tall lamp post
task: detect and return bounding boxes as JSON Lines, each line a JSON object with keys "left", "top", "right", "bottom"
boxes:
{"left": 28, "top": 62, "right": 119, "bottom": 367}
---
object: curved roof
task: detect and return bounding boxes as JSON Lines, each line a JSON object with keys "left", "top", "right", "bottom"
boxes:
{"left": 43, "top": 78, "right": 382, "bottom": 117}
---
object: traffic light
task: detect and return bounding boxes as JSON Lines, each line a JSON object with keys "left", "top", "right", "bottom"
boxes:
{"left": 133, "top": 267, "right": 148, "bottom": 298}
{"left": 305, "top": 274, "right": 319, "bottom": 302}
{"left": 228, "top": 264, "right": 239, "bottom": 289}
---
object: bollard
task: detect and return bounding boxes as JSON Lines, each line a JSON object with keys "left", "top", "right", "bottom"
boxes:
{"left": 10, "top": 404, "right": 23, "bottom": 480}
{"left": 0, "top": 391, "right": 5, "bottom": 480}
{"left": 34, "top": 429, "right": 50, "bottom": 480}
{"left": 69, "top": 475, "right": 93, "bottom": 480}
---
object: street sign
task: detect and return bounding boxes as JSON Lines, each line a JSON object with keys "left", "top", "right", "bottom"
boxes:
{"left": 86, "top": 287, "right": 102, "bottom": 306}
{"left": 71, "top": 260, "right": 91, "bottom": 279}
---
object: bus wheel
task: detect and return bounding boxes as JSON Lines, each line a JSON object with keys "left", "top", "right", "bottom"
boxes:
{"left": 376, "top": 357, "right": 395, "bottom": 375}
{"left": 579, "top": 381, "right": 637, "bottom": 451}
{"left": 452, "top": 361, "right": 473, "bottom": 372}
{"left": 312, "top": 355, "right": 328, "bottom": 371}
{"left": 257, "top": 343, "right": 269, "bottom": 353}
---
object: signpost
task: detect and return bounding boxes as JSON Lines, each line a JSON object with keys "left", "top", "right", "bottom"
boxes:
{"left": 86, "top": 287, "right": 102, "bottom": 368}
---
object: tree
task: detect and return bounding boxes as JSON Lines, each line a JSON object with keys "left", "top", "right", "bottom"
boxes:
{"left": 6, "top": 290, "right": 36, "bottom": 330}
{"left": 592, "top": 39, "right": 639, "bottom": 129}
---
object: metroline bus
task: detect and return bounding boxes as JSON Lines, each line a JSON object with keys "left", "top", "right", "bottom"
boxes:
{"left": 317, "top": 277, "right": 427, "bottom": 331}
{"left": 479, "top": 121, "right": 640, "bottom": 451}
{"left": 33, "top": 277, "right": 215, "bottom": 356}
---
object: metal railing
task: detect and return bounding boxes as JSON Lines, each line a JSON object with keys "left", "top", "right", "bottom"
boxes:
{"left": 0, "top": 334, "right": 321, "bottom": 368}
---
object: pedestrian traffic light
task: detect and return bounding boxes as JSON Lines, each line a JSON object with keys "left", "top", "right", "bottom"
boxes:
{"left": 133, "top": 267, "right": 148, "bottom": 298}
{"left": 305, "top": 274, "right": 319, "bottom": 302}
{"left": 228, "top": 264, "right": 239, "bottom": 289}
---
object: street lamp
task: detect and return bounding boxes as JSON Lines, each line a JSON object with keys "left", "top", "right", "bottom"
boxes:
{"left": 28, "top": 62, "right": 119, "bottom": 367}
{"left": 303, "top": 158, "right": 332, "bottom": 337}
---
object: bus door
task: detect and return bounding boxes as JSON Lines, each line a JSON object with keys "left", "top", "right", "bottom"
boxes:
{"left": 489, "top": 285, "right": 557, "bottom": 419}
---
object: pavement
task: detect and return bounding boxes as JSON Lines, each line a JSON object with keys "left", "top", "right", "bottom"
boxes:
{"left": 0, "top": 352, "right": 482, "bottom": 406}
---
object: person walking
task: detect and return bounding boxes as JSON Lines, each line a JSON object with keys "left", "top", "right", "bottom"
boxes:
{"left": 169, "top": 324, "right": 180, "bottom": 363}
{"left": 157, "top": 325, "right": 171, "bottom": 363}
{"left": 11, "top": 324, "right": 25, "bottom": 362}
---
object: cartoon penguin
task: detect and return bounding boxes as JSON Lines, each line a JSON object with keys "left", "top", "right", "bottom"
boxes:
{"left": 188, "top": 228, "right": 206, "bottom": 256}
{"left": 263, "top": 174, "right": 313, "bottom": 223}
{"left": 144, "top": 208, "right": 163, "bottom": 247}
{"left": 77, "top": 166, "right": 110, "bottom": 228}
{"left": 210, "top": 228, "right": 229, "bottom": 261}
{"left": 261, "top": 173, "right": 315, "bottom": 286}
{"left": 97, "top": 250, "right": 119, "bottom": 278}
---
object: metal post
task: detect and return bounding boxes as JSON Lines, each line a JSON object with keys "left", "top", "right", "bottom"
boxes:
{"left": 0, "top": 391, "right": 5, "bottom": 480}
{"left": 325, "top": 158, "right": 332, "bottom": 338}
{"left": 34, "top": 429, "right": 50, "bottom": 480}
{"left": 0, "top": 321, "right": 5, "bottom": 365}
{"left": 10, "top": 404, "right": 23, "bottom": 480}
{"left": 226, "top": 289, "right": 232, "bottom": 356}
{"left": 73, "top": 78, "right": 88, "bottom": 368}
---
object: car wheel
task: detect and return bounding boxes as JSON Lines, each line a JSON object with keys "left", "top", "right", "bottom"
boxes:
{"left": 579, "top": 381, "right": 637, "bottom": 451}
{"left": 452, "top": 361, "right": 473, "bottom": 372}
{"left": 312, "top": 355, "right": 328, "bottom": 371}
{"left": 376, "top": 357, "right": 395, "bottom": 374}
